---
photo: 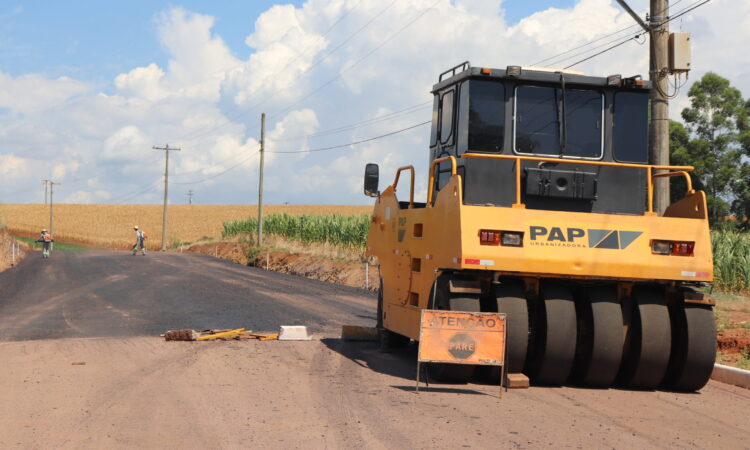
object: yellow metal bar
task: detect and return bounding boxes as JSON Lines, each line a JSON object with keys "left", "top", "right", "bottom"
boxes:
{"left": 196, "top": 328, "right": 245, "bottom": 341}
{"left": 652, "top": 170, "right": 693, "bottom": 193}
{"left": 427, "top": 156, "right": 457, "bottom": 205}
{"left": 647, "top": 166, "right": 653, "bottom": 213}
{"left": 393, "top": 165, "right": 415, "bottom": 208}
{"left": 460, "top": 152, "right": 694, "bottom": 171}
{"left": 514, "top": 157, "right": 522, "bottom": 206}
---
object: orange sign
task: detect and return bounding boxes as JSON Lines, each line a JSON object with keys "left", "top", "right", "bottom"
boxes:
{"left": 418, "top": 310, "right": 506, "bottom": 366}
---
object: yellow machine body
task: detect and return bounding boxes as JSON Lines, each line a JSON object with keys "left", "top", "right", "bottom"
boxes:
{"left": 366, "top": 155, "right": 712, "bottom": 340}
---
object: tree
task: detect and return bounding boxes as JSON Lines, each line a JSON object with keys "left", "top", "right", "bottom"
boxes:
{"left": 677, "top": 73, "right": 749, "bottom": 224}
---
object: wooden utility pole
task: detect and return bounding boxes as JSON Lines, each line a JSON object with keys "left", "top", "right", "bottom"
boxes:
{"left": 48, "top": 181, "right": 60, "bottom": 250}
{"left": 42, "top": 179, "right": 50, "bottom": 204}
{"left": 616, "top": 0, "right": 670, "bottom": 214}
{"left": 257, "top": 113, "right": 266, "bottom": 246}
{"left": 649, "top": 0, "right": 670, "bottom": 215}
{"left": 153, "top": 144, "right": 181, "bottom": 250}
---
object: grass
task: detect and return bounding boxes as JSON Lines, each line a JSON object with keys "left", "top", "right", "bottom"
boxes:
{"left": 13, "top": 235, "right": 91, "bottom": 251}
{"left": 711, "top": 230, "right": 750, "bottom": 293}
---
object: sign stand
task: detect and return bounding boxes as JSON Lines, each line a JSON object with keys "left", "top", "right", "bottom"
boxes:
{"left": 415, "top": 310, "right": 507, "bottom": 398}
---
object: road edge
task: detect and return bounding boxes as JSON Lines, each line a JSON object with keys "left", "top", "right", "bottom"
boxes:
{"left": 712, "top": 363, "right": 750, "bottom": 389}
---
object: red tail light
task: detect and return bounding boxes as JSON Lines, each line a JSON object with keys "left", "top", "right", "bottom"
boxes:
{"left": 480, "top": 230, "right": 501, "bottom": 245}
{"left": 651, "top": 240, "right": 694, "bottom": 256}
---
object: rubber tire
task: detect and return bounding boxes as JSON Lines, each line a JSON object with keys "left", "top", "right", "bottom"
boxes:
{"left": 663, "top": 303, "right": 716, "bottom": 391}
{"left": 529, "top": 284, "right": 577, "bottom": 386}
{"left": 620, "top": 286, "right": 671, "bottom": 389}
{"left": 430, "top": 295, "right": 481, "bottom": 383}
{"left": 574, "top": 286, "right": 624, "bottom": 387}
{"left": 494, "top": 282, "right": 529, "bottom": 374}
{"left": 377, "top": 279, "right": 409, "bottom": 352}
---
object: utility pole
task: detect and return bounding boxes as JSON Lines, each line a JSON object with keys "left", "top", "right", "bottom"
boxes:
{"left": 48, "top": 181, "right": 60, "bottom": 250}
{"left": 616, "top": 0, "right": 670, "bottom": 214}
{"left": 649, "top": 0, "right": 670, "bottom": 215}
{"left": 153, "top": 144, "right": 181, "bottom": 251}
{"left": 257, "top": 113, "right": 265, "bottom": 246}
{"left": 187, "top": 190, "right": 193, "bottom": 205}
{"left": 42, "top": 180, "right": 50, "bottom": 204}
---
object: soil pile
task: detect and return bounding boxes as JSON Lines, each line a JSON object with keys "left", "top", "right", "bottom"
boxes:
{"left": 0, "top": 228, "right": 26, "bottom": 272}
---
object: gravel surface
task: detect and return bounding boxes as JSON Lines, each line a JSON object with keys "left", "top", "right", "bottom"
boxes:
{"left": 0, "top": 251, "right": 748, "bottom": 449}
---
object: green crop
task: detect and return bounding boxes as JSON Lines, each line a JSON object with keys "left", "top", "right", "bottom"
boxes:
{"left": 223, "top": 213, "right": 370, "bottom": 248}
{"left": 711, "top": 230, "right": 750, "bottom": 293}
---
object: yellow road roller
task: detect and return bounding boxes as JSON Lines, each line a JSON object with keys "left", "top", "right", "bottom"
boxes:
{"left": 363, "top": 62, "right": 716, "bottom": 391}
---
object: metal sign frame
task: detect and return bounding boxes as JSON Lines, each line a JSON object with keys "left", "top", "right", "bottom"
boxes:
{"left": 416, "top": 310, "right": 508, "bottom": 397}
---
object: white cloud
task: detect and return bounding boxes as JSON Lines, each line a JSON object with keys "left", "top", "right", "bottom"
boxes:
{"left": 1, "top": 0, "right": 748, "bottom": 205}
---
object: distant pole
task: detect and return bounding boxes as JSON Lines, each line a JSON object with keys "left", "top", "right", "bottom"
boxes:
{"left": 257, "top": 113, "right": 265, "bottom": 246}
{"left": 48, "top": 181, "right": 60, "bottom": 250}
{"left": 153, "top": 144, "right": 181, "bottom": 250}
{"left": 188, "top": 189, "right": 193, "bottom": 205}
{"left": 650, "top": 0, "right": 670, "bottom": 214}
{"left": 42, "top": 180, "right": 49, "bottom": 204}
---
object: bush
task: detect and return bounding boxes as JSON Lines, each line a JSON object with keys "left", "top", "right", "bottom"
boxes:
{"left": 223, "top": 213, "right": 370, "bottom": 248}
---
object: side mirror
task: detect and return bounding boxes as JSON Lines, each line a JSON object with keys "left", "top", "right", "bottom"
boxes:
{"left": 364, "top": 163, "right": 379, "bottom": 197}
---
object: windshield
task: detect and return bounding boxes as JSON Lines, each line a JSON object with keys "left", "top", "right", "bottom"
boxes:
{"left": 613, "top": 91, "right": 649, "bottom": 163}
{"left": 514, "top": 85, "right": 603, "bottom": 158}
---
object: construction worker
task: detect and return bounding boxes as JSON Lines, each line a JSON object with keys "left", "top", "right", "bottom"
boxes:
{"left": 132, "top": 226, "right": 147, "bottom": 255}
{"left": 36, "top": 229, "right": 53, "bottom": 259}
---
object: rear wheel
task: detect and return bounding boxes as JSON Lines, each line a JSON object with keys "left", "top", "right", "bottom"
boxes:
{"left": 529, "top": 283, "right": 577, "bottom": 385}
{"left": 619, "top": 286, "right": 671, "bottom": 389}
{"left": 429, "top": 284, "right": 481, "bottom": 383}
{"left": 663, "top": 302, "right": 716, "bottom": 391}
{"left": 377, "top": 279, "right": 409, "bottom": 352}
{"left": 494, "top": 281, "right": 529, "bottom": 374}
{"left": 572, "top": 286, "right": 624, "bottom": 387}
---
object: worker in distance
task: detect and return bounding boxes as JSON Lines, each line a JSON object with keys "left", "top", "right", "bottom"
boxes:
{"left": 36, "top": 229, "right": 53, "bottom": 259}
{"left": 132, "top": 226, "right": 147, "bottom": 256}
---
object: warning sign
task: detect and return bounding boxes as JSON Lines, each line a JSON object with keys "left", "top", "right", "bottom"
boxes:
{"left": 418, "top": 310, "right": 506, "bottom": 366}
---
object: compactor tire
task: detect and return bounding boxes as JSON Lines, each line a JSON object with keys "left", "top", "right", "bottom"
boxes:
{"left": 377, "top": 279, "right": 410, "bottom": 352}
{"left": 620, "top": 287, "right": 671, "bottom": 389}
{"left": 663, "top": 303, "right": 716, "bottom": 391}
{"left": 430, "top": 295, "right": 480, "bottom": 383}
{"left": 575, "top": 287, "right": 624, "bottom": 387}
{"left": 494, "top": 282, "right": 529, "bottom": 374}
{"left": 529, "top": 284, "right": 577, "bottom": 386}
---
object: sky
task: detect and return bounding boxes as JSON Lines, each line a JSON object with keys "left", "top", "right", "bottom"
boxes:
{"left": 0, "top": 0, "right": 747, "bottom": 205}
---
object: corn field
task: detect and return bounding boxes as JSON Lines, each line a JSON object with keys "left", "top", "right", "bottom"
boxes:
{"left": 712, "top": 230, "right": 750, "bottom": 293}
{"left": 223, "top": 213, "right": 371, "bottom": 248}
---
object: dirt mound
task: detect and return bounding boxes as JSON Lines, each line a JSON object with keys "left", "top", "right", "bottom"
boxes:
{"left": 717, "top": 328, "right": 750, "bottom": 354}
{"left": 184, "top": 241, "right": 251, "bottom": 266}
{"left": 255, "top": 251, "right": 377, "bottom": 291}
{"left": 0, "top": 228, "right": 27, "bottom": 272}
{"left": 183, "top": 240, "right": 377, "bottom": 291}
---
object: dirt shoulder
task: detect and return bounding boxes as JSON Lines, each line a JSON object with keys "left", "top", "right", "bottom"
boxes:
{"left": 184, "top": 239, "right": 378, "bottom": 292}
{"left": 0, "top": 228, "right": 27, "bottom": 272}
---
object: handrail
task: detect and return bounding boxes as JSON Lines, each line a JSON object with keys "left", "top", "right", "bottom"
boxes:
{"left": 652, "top": 171, "right": 694, "bottom": 194}
{"left": 393, "top": 165, "right": 415, "bottom": 208}
{"left": 457, "top": 153, "right": 695, "bottom": 213}
{"left": 427, "top": 156, "right": 457, "bottom": 205}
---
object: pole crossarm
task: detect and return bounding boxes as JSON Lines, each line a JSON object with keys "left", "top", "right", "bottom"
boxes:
{"left": 615, "top": 0, "right": 651, "bottom": 32}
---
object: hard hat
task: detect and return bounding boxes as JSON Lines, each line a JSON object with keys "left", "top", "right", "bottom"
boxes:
{"left": 42, "top": 229, "right": 47, "bottom": 232}
{"left": 134, "top": 226, "right": 139, "bottom": 230}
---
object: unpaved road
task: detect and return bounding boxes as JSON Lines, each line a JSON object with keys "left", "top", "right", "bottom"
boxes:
{"left": 1, "top": 251, "right": 749, "bottom": 449}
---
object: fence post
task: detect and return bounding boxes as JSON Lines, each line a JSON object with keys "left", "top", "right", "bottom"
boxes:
{"left": 365, "top": 261, "right": 369, "bottom": 290}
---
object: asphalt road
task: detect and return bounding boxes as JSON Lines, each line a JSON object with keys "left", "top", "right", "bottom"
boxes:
{"left": 0, "top": 250, "right": 376, "bottom": 340}
{"left": 1, "top": 250, "right": 749, "bottom": 449}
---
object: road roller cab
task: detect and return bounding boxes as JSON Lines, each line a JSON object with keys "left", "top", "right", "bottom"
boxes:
{"left": 364, "top": 62, "right": 717, "bottom": 391}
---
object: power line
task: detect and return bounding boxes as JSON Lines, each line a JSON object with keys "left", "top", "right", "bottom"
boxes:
{"left": 182, "top": 0, "right": 397, "bottom": 143}
{"left": 562, "top": 0, "right": 711, "bottom": 69}
{"left": 268, "top": 120, "right": 429, "bottom": 154}
{"left": 274, "top": 101, "right": 432, "bottom": 142}
{"left": 171, "top": 148, "right": 261, "bottom": 185}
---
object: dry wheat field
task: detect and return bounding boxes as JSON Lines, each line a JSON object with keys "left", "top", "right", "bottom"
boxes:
{"left": 0, "top": 204, "right": 372, "bottom": 250}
